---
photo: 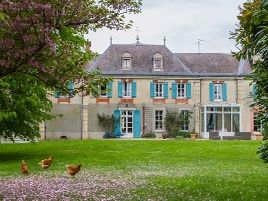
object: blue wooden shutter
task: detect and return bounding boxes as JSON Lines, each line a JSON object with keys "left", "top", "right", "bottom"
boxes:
{"left": 186, "top": 82, "right": 192, "bottom": 99}
{"left": 54, "top": 90, "right": 60, "bottom": 98}
{"left": 222, "top": 83, "right": 227, "bottom": 102}
{"left": 118, "top": 81, "right": 123, "bottom": 98}
{"left": 164, "top": 82, "right": 168, "bottom": 99}
{"left": 209, "top": 82, "right": 214, "bottom": 102}
{"left": 133, "top": 110, "right": 141, "bottom": 138}
{"left": 113, "top": 110, "right": 121, "bottom": 138}
{"left": 67, "top": 81, "right": 74, "bottom": 91}
{"left": 132, "top": 81, "right": 137, "bottom": 98}
{"left": 172, "top": 82, "right": 177, "bottom": 99}
{"left": 253, "top": 84, "right": 257, "bottom": 96}
{"left": 150, "top": 82, "right": 155, "bottom": 98}
{"left": 107, "top": 82, "right": 113, "bottom": 98}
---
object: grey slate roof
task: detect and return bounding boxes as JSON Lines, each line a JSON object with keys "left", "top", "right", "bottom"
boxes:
{"left": 87, "top": 44, "right": 251, "bottom": 77}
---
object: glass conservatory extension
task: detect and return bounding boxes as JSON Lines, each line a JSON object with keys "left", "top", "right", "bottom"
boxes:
{"left": 201, "top": 105, "right": 241, "bottom": 138}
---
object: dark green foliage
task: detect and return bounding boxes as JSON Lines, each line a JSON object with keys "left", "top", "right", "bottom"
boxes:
{"left": 257, "top": 140, "right": 268, "bottom": 162}
{"left": 233, "top": 0, "right": 268, "bottom": 158}
{"left": 164, "top": 110, "right": 192, "bottom": 138}
{"left": 175, "top": 131, "right": 191, "bottom": 138}
{"left": 0, "top": 75, "right": 55, "bottom": 142}
{"left": 164, "top": 111, "right": 181, "bottom": 138}
{"left": 142, "top": 131, "right": 156, "bottom": 138}
{"left": 97, "top": 114, "right": 115, "bottom": 133}
{"left": 103, "top": 132, "right": 116, "bottom": 139}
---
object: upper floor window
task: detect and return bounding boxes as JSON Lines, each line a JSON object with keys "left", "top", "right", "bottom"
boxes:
{"left": 122, "top": 53, "right": 132, "bottom": 70}
{"left": 100, "top": 84, "right": 107, "bottom": 97}
{"left": 209, "top": 81, "right": 227, "bottom": 102}
{"left": 214, "top": 84, "right": 222, "bottom": 101}
{"left": 178, "top": 83, "right": 186, "bottom": 98}
{"left": 122, "top": 82, "right": 132, "bottom": 98}
{"left": 155, "top": 83, "right": 163, "bottom": 98}
{"left": 153, "top": 53, "right": 163, "bottom": 71}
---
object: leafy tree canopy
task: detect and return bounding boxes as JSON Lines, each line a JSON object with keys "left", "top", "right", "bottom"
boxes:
{"left": 233, "top": 0, "right": 268, "bottom": 123}
{"left": 0, "top": 0, "right": 142, "bottom": 141}
{"left": 0, "top": 0, "right": 142, "bottom": 92}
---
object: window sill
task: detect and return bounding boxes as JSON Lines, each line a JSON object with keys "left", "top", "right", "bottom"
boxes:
{"left": 153, "top": 98, "right": 165, "bottom": 104}
{"left": 120, "top": 98, "right": 133, "bottom": 104}
{"left": 96, "top": 97, "right": 110, "bottom": 103}
{"left": 57, "top": 97, "right": 70, "bottom": 104}
{"left": 175, "top": 98, "right": 188, "bottom": 104}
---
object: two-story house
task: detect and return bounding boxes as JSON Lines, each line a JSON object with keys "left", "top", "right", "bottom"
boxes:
{"left": 41, "top": 42, "right": 260, "bottom": 140}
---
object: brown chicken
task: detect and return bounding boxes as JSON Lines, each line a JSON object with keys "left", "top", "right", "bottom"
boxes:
{"left": 38, "top": 156, "right": 53, "bottom": 169}
{"left": 20, "top": 160, "right": 29, "bottom": 174}
{"left": 66, "top": 164, "right": 82, "bottom": 176}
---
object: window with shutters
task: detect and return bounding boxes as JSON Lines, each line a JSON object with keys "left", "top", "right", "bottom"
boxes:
{"left": 155, "top": 83, "right": 163, "bottom": 98}
{"left": 100, "top": 85, "right": 107, "bottom": 97}
{"left": 177, "top": 83, "right": 186, "bottom": 98}
{"left": 122, "top": 82, "right": 132, "bottom": 98}
{"left": 214, "top": 84, "right": 222, "bottom": 101}
{"left": 155, "top": 110, "right": 164, "bottom": 131}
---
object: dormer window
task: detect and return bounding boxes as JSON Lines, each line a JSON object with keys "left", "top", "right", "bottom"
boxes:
{"left": 153, "top": 53, "right": 163, "bottom": 71}
{"left": 122, "top": 53, "right": 132, "bottom": 70}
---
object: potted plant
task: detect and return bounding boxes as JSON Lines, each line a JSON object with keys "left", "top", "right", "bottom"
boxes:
{"left": 190, "top": 130, "right": 198, "bottom": 140}
{"left": 97, "top": 113, "right": 115, "bottom": 138}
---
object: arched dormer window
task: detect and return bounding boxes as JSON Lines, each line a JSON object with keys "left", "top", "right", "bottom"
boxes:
{"left": 121, "top": 52, "right": 132, "bottom": 70}
{"left": 153, "top": 53, "right": 163, "bottom": 71}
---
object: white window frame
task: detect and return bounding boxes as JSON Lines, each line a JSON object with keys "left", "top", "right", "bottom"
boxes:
{"left": 155, "top": 110, "right": 164, "bottom": 131}
{"left": 122, "top": 58, "right": 131, "bottom": 70}
{"left": 253, "top": 113, "right": 262, "bottom": 132}
{"left": 122, "top": 82, "right": 132, "bottom": 98}
{"left": 214, "top": 84, "right": 222, "bottom": 101}
{"left": 154, "top": 58, "right": 163, "bottom": 70}
{"left": 155, "top": 83, "right": 163, "bottom": 98}
{"left": 177, "top": 83, "right": 186, "bottom": 98}
{"left": 181, "top": 110, "right": 189, "bottom": 131}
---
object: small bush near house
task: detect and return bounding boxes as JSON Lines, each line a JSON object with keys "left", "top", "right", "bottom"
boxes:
{"left": 103, "top": 132, "right": 116, "bottom": 139}
{"left": 175, "top": 136, "right": 184, "bottom": 140}
{"left": 175, "top": 131, "right": 191, "bottom": 138}
{"left": 162, "top": 133, "right": 169, "bottom": 139}
{"left": 257, "top": 140, "right": 268, "bottom": 163}
{"left": 142, "top": 131, "right": 156, "bottom": 138}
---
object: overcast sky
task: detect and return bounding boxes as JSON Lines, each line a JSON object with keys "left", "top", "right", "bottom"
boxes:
{"left": 87, "top": 0, "right": 245, "bottom": 54}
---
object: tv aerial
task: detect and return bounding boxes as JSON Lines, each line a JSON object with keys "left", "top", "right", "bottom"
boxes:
{"left": 195, "top": 38, "right": 209, "bottom": 53}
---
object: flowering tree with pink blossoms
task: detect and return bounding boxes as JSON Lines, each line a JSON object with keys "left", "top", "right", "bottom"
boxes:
{"left": 0, "top": 0, "right": 142, "bottom": 141}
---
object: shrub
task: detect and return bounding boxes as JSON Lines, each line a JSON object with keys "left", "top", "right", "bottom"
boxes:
{"left": 97, "top": 113, "right": 115, "bottom": 133}
{"left": 257, "top": 140, "right": 268, "bottom": 163}
{"left": 103, "top": 132, "right": 116, "bottom": 139}
{"left": 176, "top": 131, "right": 191, "bottom": 138}
{"left": 175, "top": 136, "right": 184, "bottom": 140}
{"left": 142, "top": 131, "right": 156, "bottom": 138}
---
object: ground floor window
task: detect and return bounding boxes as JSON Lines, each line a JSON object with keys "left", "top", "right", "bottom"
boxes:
{"left": 253, "top": 113, "right": 262, "bottom": 132}
{"left": 202, "top": 106, "right": 240, "bottom": 133}
{"left": 155, "top": 110, "right": 164, "bottom": 131}
{"left": 181, "top": 110, "right": 189, "bottom": 131}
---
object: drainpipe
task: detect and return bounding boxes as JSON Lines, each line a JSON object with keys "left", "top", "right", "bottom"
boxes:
{"left": 80, "top": 78, "right": 84, "bottom": 140}
{"left": 142, "top": 105, "right": 145, "bottom": 135}
{"left": 199, "top": 78, "right": 202, "bottom": 137}
{"left": 44, "top": 121, "right": 47, "bottom": 141}
{"left": 235, "top": 77, "right": 238, "bottom": 104}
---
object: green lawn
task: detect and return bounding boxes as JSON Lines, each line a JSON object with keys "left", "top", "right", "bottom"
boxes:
{"left": 0, "top": 140, "right": 267, "bottom": 200}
